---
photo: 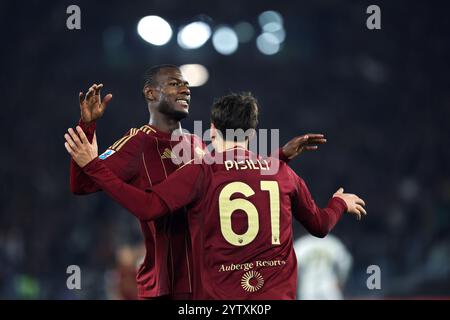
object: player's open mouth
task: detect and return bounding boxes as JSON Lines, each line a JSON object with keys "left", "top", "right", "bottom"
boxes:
{"left": 176, "top": 99, "right": 189, "bottom": 108}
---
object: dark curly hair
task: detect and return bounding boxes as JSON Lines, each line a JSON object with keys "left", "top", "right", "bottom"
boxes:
{"left": 211, "top": 92, "right": 259, "bottom": 141}
{"left": 142, "top": 64, "right": 179, "bottom": 88}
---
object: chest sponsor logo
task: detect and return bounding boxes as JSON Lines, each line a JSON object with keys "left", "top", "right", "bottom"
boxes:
{"left": 241, "top": 270, "right": 264, "bottom": 292}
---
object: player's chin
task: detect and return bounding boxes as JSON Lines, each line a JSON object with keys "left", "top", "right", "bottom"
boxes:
{"left": 174, "top": 103, "right": 189, "bottom": 112}
{"left": 172, "top": 108, "right": 189, "bottom": 120}
{"left": 175, "top": 104, "right": 189, "bottom": 114}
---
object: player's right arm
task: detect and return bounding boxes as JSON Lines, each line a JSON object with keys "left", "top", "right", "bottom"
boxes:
{"left": 82, "top": 158, "right": 206, "bottom": 221}
{"left": 70, "top": 125, "right": 143, "bottom": 194}
{"left": 69, "top": 83, "right": 141, "bottom": 194}
{"left": 65, "top": 126, "right": 207, "bottom": 220}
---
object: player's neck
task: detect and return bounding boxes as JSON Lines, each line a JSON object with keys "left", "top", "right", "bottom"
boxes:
{"left": 148, "top": 114, "right": 182, "bottom": 134}
{"left": 214, "top": 139, "right": 248, "bottom": 152}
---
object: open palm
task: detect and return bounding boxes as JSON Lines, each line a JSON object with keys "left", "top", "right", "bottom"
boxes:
{"left": 79, "top": 83, "right": 112, "bottom": 124}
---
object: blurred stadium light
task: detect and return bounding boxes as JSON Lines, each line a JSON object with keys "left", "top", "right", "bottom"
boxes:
{"left": 212, "top": 26, "right": 239, "bottom": 55}
{"left": 263, "top": 22, "right": 286, "bottom": 43}
{"left": 136, "top": 13, "right": 285, "bottom": 56}
{"left": 256, "top": 32, "right": 281, "bottom": 55}
{"left": 234, "top": 22, "right": 254, "bottom": 43}
{"left": 177, "top": 21, "right": 212, "bottom": 49}
{"left": 258, "top": 10, "right": 284, "bottom": 27}
{"left": 179, "top": 64, "right": 209, "bottom": 87}
{"left": 257, "top": 10, "right": 285, "bottom": 55}
{"left": 137, "top": 16, "right": 172, "bottom": 46}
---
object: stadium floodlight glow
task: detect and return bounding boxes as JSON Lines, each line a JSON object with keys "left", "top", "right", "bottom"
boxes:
{"left": 137, "top": 16, "right": 172, "bottom": 46}
{"left": 212, "top": 26, "right": 239, "bottom": 55}
{"left": 177, "top": 21, "right": 211, "bottom": 49}
{"left": 256, "top": 32, "right": 280, "bottom": 55}
{"left": 179, "top": 64, "right": 209, "bottom": 87}
{"left": 258, "top": 10, "right": 284, "bottom": 28}
{"left": 263, "top": 21, "right": 282, "bottom": 33}
{"left": 263, "top": 22, "right": 286, "bottom": 43}
{"left": 272, "top": 28, "right": 286, "bottom": 43}
{"left": 234, "top": 22, "right": 254, "bottom": 43}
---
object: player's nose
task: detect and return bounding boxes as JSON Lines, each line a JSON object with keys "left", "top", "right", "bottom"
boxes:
{"left": 179, "top": 84, "right": 191, "bottom": 96}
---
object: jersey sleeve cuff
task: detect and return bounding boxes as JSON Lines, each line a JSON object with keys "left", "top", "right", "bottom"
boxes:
{"left": 78, "top": 119, "right": 96, "bottom": 135}
{"left": 82, "top": 157, "right": 102, "bottom": 173}
{"left": 279, "top": 148, "right": 291, "bottom": 163}
{"left": 328, "top": 197, "right": 348, "bottom": 214}
{"left": 272, "top": 148, "right": 290, "bottom": 163}
{"left": 149, "top": 186, "right": 176, "bottom": 213}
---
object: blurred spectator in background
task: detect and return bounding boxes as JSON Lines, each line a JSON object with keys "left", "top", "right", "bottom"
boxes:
{"left": 105, "top": 244, "right": 144, "bottom": 300}
{"left": 294, "top": 234, "right": 352, "bottom": 300}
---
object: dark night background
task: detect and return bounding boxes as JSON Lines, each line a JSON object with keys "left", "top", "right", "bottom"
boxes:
{"left": 0, "top": 0, "right": 449, "bottom": 299}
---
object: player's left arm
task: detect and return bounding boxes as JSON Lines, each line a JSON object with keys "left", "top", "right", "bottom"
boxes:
{"left": 290, "top": 169, "right": 365, "bottom": 237}
{"left": 279, "top": 133, "right": 327, "bottom": 162}
{"left": 187, "top": 132, "right": 326, "bottom": 162}
{"left": 64, "top": 126, "right": 204, "bottom": 220}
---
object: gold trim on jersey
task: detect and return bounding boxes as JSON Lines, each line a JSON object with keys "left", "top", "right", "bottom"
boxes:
{"left": 112, "top": 128, "right": 137, "bottom": 151}
{"left": 109, "top": 135, "right": 128, "bottom": 151}
{"left": 140, "top": 125, "right": 157, "bottom": 134}
{"left": 142, "top": 153, "right": 153, "bottom": 187}
{"left": 108, "top": 125, "right": 155, "bottom": 152}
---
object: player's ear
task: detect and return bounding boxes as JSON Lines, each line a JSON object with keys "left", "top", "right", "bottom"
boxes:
{"left": 209, "top": 123, "right": 216, "bottom": 140}
{"left": 143, "top": 85, "right": 156, "bottom": 101}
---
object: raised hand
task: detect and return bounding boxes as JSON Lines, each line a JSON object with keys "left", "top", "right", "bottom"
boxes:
{"left": 282, "top": 133, "right": 327, "bottom": 160}
{"left": 64, "top": 126, "right": 98, "bottom": 168}
{"left": 332, "top": 188, "right": 367, "bottom": 220}
{"left": 79, "top": 83, "right": 112, "bottom": 124}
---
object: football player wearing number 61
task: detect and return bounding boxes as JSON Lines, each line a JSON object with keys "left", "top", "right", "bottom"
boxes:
{"left": 64, "top": 92, "right": 366, "bottom": 300}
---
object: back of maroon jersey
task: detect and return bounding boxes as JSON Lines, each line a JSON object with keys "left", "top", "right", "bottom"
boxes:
{"left": 189, "top": 148, "right": 299, "bottom": 299}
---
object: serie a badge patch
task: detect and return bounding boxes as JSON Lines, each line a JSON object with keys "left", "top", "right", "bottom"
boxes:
{"left": 99, "top": 149, "right": 116, "bottom": 160}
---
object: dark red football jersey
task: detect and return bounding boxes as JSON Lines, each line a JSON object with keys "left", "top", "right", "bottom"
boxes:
{"left": 70, "top": 120, "right": 204, "bottom": 298}
{"left": 82, "top": 147, "right": 347, "bottom": 300}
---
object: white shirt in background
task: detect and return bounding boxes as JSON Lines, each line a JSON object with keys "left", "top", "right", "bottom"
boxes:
{"left": 294, "top": 234, "right": 353, "bottom": 300}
